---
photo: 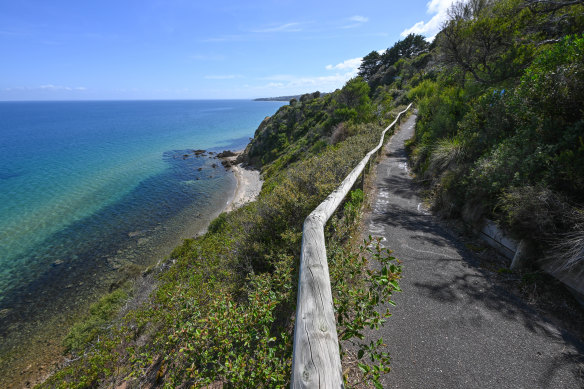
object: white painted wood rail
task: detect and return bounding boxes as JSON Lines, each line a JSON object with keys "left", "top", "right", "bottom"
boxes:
{"left": 291, "top": 103, "right": 412, "bottom": 388}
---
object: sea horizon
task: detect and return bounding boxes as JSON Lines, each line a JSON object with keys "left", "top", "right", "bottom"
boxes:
{"left": 0, "top": 97, "right": 282, "bottom": 103}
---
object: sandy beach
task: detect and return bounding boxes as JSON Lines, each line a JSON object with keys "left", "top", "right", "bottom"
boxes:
{"left": 224, "top": 154, "right": 263, "bottom": 212}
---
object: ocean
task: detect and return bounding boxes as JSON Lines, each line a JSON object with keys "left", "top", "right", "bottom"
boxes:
{"left": 0, "top": 99, "right": 285, "bottom": 383}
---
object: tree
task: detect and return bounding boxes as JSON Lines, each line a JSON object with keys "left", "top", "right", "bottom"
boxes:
{"left": 438, "top": 0, "right": 527, "bottom": 84}
{"left": 338, "top": 77, "right": 371, "bottom": 108}
{"left": 365, "top": 34, "right": 430, "bottom": 90}
{"left": 380, "top": 34, "right": 429, "bottom": 68}
{"left": 333, "top": 77, "right": 373, "bottom": 123}
{"left": 358, "top": 51, "right": 382, "bottom": 81}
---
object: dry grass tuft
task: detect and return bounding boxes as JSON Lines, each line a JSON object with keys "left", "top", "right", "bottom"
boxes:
{"left": 427, "top": 137, "right": 464, "bottom": 175}
{"left": 546, "top": 211, "right": 584, "bottom": 274}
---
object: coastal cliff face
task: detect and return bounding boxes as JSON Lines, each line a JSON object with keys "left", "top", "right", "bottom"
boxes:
{"left": 244, "top": 91, "right": 330, "bottom": 168}
{"left": 243, "top": 80, "right": 381, "bottom": 178}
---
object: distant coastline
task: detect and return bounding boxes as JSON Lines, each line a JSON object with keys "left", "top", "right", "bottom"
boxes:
{"left": 254, "top": 95, "right": 301, "bottom": 102}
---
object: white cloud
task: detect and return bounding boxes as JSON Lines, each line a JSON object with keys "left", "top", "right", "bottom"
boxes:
{"left": 341, "top": 15, "right": 369, "bottom": 29}
{"left": 259, "top": 74, "right": 296, "bottom": 81}
{"left": 0, "top": 29, "right": 27, "bottom": 36}
{"left": 349, "top": 15, "right": 368, "bottom": 23}
{"left": 401, "top": 0, "right": 462, "bottom": 40}
{"left": 252, "top": 22, "right": 303, "bottom": 33}
{"left": 238, "top": 55, "right": 368, "bottom": 97}
{"left": 40, "top": 84, "right": 67, "bottom": 90}
{"left": 39, "top": 84, "right": 86, "bottom": 91}
{"left": 200, "top": 34, "right": 246, "bottom": 43}
{"left": 257, "top": 72, "right": 356, "bottom": 93}
{"left": 2, "top": 85, "right": 87, "bottom": 95}
{"left": 204, "top": 74, "right": 243, "bottom": 80}
{"left": 325, "top": 57, "right": 362, "bottom": 73}
{"left": 190, "top": 54, "right": 225, "bottom": 61}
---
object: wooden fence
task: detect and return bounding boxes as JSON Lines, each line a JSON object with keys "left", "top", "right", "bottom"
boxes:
{"left": 291, "top": 103, "right": 412, "bottom": 388}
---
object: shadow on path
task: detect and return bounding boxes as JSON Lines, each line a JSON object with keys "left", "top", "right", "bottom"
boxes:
{"left": 360, "top": 113, "right": 584, "bottom": 388}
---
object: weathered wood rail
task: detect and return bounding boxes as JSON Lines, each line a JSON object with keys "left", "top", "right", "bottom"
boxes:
{"left": 291, "top": 103, "right": 412, "bottom": 388}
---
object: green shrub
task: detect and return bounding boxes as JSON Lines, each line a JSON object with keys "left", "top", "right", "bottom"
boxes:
{"left": 208, "top": 212, "right": 228, "bottom": 233}
{"left": 344, "top": 188, "right": 364, "bottom": 224}
{"left": 518, "top": 34, "right": 584, "bottom": 122}
{"left": 63, "top": 289, "right": 128, "bottom": 354}
{"left": 428, "top": 137, "right": 464, "bottom": 176}
{"left": 331, "top": 237, "right": 402, "bottom": 387}
{"left": 496, "top": 186, "right": 572, "bottom": 236}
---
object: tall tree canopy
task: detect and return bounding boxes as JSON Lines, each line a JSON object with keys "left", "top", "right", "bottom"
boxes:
{"left": 358, "top": 33, "right": 429, "bottom": 82}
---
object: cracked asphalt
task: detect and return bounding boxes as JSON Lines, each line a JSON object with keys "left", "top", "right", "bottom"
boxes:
{"left": 363, "top": 113, "right": 584, "bottom": 388}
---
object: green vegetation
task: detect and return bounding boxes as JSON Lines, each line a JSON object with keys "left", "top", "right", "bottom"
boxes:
{"left": 41, "top": 69, "right": 407, "bottom": 387}
{"left": 62, "top": 289, "right": 129, "bottom": 355}
{"left": 41, "top": 0, "right": 584, "bottom": 385}
{"left": 245, "top": 79, "right": 376, "bottom": 173}
{"left": 398, "top": 0, "right": 584, "bottom": 273}
{"left": 334, "top": 237, "right": 402, "bottom": 388}
{"left": 344, "top": 188, "right": 365, "bottom": 224}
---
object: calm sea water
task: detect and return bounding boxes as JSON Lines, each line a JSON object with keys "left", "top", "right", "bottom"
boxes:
{"left": 0, "top": 100, "right": 284, "bottom": 369}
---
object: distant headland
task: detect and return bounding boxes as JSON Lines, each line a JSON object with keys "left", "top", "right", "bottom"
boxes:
{"left": 253, "top": 95, "right": 302, "bottom": 102}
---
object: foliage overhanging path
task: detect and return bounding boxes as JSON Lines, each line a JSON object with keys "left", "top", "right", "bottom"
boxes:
{"left": 363, "top": 113, "right": 584, "bottom": 388}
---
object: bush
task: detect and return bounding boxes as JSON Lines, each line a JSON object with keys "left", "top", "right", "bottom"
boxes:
{"left": 63, "top": 289, "right": 128, "bottom": 354}
{"left": 208, "top": 212, "right": 228, "bottom": 233}
{"left": 344, "top": 189, "right": 364, "bottom": 224}
{"left": 496, "top": 186, "right": 572, "bottom": 236}
{"left": 332, "top": 237, "right": 402, "bottom": 387}
{"left": 428, "top": 137, "right": 464, "bottom": 176}
{"left": 547, "top": 219, "right": 584, "bottom": 273}
{"left": 518, "top": 34, "right": 584, "bottom": 122}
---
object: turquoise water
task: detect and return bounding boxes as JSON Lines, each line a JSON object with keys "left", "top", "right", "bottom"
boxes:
{"left": 0, "top": 100, "right": 284, "bottom": 354}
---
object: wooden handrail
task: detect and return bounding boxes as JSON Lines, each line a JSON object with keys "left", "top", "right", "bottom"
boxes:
{"left": 290, "top": 103, "right": 412, "bottom": 388}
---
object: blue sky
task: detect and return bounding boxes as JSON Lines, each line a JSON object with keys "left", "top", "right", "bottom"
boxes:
{"left": 0, "top": 0, "right": 456, "bottom": 100}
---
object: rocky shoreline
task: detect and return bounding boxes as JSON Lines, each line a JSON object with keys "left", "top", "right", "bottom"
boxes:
{"left": 185, "top": 147, "right": 263, "bottom": 213}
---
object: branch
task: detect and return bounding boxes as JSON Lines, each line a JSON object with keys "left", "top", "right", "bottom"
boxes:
{"left": 536, "top": 38, "right": 563, "bottom": 46}
{"left": 526, "top": 0, "right": 584, "bottom": 12}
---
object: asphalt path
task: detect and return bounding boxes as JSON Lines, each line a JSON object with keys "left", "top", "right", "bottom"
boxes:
{"left": 363, "top": 113, "right": 584, "bottom": 388}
